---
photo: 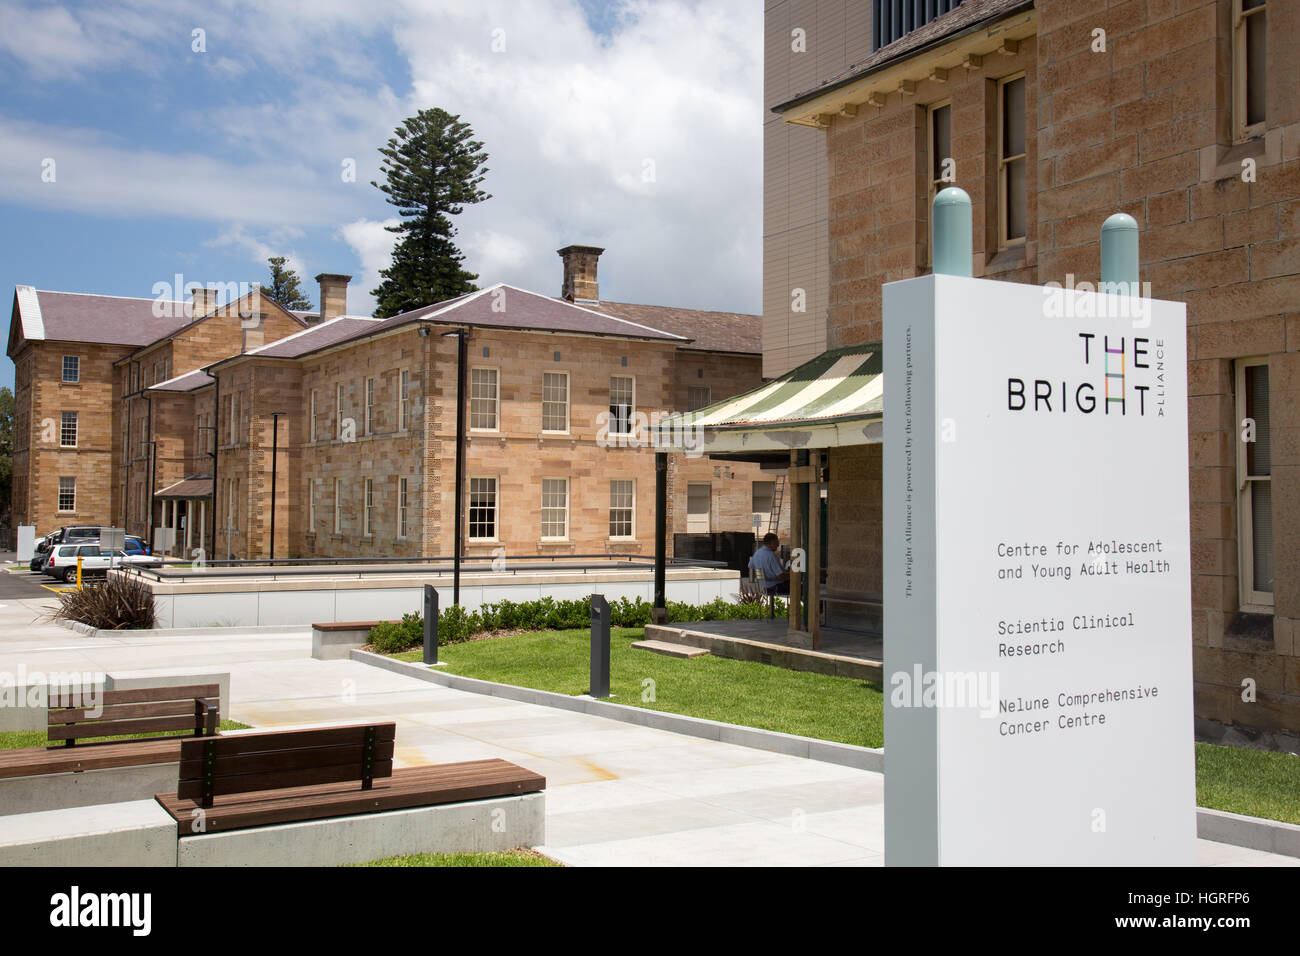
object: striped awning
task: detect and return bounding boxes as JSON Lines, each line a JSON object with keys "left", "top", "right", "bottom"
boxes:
{"left": 653, "top": 345, "right": 883, "bottom": 454}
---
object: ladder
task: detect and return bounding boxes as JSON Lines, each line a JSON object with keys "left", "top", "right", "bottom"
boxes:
{"left": 767, "top": 475, "right": 786, "bottom": 534}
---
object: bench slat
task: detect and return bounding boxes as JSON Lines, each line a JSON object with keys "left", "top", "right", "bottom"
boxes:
{"left": 179, "top": 723, "right": 395, "bottom": 759}
{"left": 0, "top": 738, "right": 187, "bottom": 778}
{"left": 177, "top": 758, "right": 395, "bottom": 799}
{"left": 178, "top": 740, "right": 395, "bottom": 780}
{"left": 47, "top": 715, "right": 203, "bottom": 741}
{"left": 158, "top": 760, "right": 546, "bottom": 834}
{"left": 49, "top": 698, "right": 217, "bottom": 723}
{"left": 49, "top": 684, "right": 219, "bottom": 708}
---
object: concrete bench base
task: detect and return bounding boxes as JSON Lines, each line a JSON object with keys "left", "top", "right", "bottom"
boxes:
{"left": 177, "top": 791, "right": 545, "bottom": 866}
{"left": 0, "top": 791, "right": 544, "bottom": 866}
{"left": 312, "top": 625, "right": 377, "bottom": 660}
{"left": 0, "top": 799, "right": 176, "bottom": 867}
{"left": 0, "top": 761, "right": 179, "bottom": 814}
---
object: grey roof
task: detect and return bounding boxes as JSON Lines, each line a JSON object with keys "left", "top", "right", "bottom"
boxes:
{"left": 148, "top": 368, "right": 215, "bottom": 392}
{"left": 596, "top": 301, "right": 760, "bottom": 354}
{"left": 9, "top": 288, "right": 193, "bottom": 353}
{"left": 230, "top": 284, "right": 689, "bottom": 363}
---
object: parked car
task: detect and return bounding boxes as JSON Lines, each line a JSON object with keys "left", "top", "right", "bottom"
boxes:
{"left": 43, "top": 545, "right": 153, "bottom": 582}
{"left": 30, "top": 533, "right": 58, "bottom": 571}
{"left": 123, "top": 535, "right": 150, "bottom": 556}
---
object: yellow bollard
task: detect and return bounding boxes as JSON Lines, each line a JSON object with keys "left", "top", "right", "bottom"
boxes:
{"left": 76, "top": 556, "right": 82, "bottom": 590}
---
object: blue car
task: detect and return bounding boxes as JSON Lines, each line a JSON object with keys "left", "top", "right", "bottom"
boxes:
{"left": 123, "top": 536, "right": 151, "bottom": 556}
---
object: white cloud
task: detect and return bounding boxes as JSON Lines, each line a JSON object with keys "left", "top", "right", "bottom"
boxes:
{"left": 207, "top": 224, "right": 310, "bottom": 284}
{"left": 338, "top": 218, "right": 400, "bottom": 314}
{"left": 1, "top": 0, "right": 764, "bottom": 315}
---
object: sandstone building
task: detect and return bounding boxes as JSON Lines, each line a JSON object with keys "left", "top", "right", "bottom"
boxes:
{"left": 751, "top": 0, "right": 1297, "bottom": 737}
{"left": 8, "top": 247, "right": 786, "bottom": 564}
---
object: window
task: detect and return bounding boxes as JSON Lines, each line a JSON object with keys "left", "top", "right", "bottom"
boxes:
{"left": 336, "top": 384, "right": 345, "bottom": 439}
{"left": 926, "top": 100, "right": 953, "bottom": 266}
{"left": 226, "top": 478, "right": 237, "bottom": 531}
{"left": 609, "top": 479, "right": 634, "bottom": 538}
{"left": 228, "top": 393, "right": 240, "bottom": 444}
{"left": 470, "top": 368, "right": 499, "bottom": 430}
{"left": 687, "top": 386, "right": 711, "bottom": 412}
{"left": 541, "top": 478, "right": 568, "bottom": 539}
{"left": 59, "top": 411, "right": 77, "bottom": 447}
{"left": 542, "top": 372, "right": 569, "bottom": 432}
{"left": 309, "top": 481, "right": 315, "bottom": 530}
{"left": 399, "top": 370, "right": 410, "bottom": 431}
{"left": 58, "top": 477, "right": 75, "bottom": 512}
{"left": 872, "top": 0, "right": 962, "bottom": 51}
{"left": 363, "top": 478, "right": 373, "bottom": 535}
{"left": 1236, "top": 358, "right": 1273, "bottom": 607}
{"left": 609, "top": 376, "right": 635, "bottom": 435}
{"left": 62, "top": 356, "right": 79, "bottom": 383}
{"left": 365, "top": 377, "right": 375, "bottom": 435}
{"left": 468, "top": 477, "right": 497, "bottom": 540}
{"left": 333, "top": 477, "right": 342, "bottom": 533}
{"left": 687, "top": 483, "right": 711, "bottom": 533}
{"left": 998, "top": 74, "right": 1027, "bottom": 247}
{"left": 310, "top": 391, "right": 317, "bottom": 442}
{"left": 1234, "top": 0, "right": 1267, "bottom": 140}
{"left": 398, "top": 477, "right": 409, "bottom": 538}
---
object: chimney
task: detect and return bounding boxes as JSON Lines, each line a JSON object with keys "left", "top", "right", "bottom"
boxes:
{"left": 557, "top": 245, "right": 604, "bottom": 305}
{"left": 190, "top": 286, "right": 220, "bottom": 319}
{"left": 316, "top": 273, "right": 352, "bottom": 322}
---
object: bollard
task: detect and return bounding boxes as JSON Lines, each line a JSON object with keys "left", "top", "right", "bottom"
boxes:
{"left": 422, "top": 584, "right": 439, "bottom": 665}
{"left": 589, "top": 593, "right": 610, "bottom": 698}
{"left": 932, "top": 186, "right": 973, "bottom": 278}
{"left": 1100, "top": 212, "right": 1139, "bottom": 295}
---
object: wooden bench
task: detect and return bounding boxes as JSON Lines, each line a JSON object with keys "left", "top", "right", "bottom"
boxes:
{"left": 155, "top": 722, "right": 546, "bottom": 835}
{"left": 0, "top": 683, "right": 220, "bottom": 780}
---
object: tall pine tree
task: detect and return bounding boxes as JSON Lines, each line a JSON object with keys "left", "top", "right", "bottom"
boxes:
{"left": 370, "top": 108, "right": 491, "bottom": 318}
{"left": 264, "top": 257, "right": 314, "bottom": 311}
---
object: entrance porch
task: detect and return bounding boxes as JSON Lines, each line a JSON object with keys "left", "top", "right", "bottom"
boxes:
{"left": 651, "top": 344, "right": 884, "bottom": 654}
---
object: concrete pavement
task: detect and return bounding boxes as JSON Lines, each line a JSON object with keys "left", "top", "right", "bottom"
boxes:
{"left": 0, "top": 599, "right": 1293, "bottom": 866}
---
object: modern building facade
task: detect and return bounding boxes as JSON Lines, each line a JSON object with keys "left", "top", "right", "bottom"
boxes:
{"left": 755, "top": 0, "right": 1298, "bottom": 737}
{"left": 8, "top": 248, "right": 787, "bottom": 564}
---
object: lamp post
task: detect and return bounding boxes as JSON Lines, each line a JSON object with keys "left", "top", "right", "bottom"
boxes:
{"left": 198, "top": 424, "right": 217, "bottom": 560}
{"left": 269, "top": 412, "right": 286, "bottom": 562}
{"left": 440, "top": 328, "right": 468, "bottom": 606}
{"left": 144, "top": 440, "right": 158, "bottom": 552}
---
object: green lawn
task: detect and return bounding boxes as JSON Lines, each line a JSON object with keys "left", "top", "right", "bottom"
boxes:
{"left": 393, "top": 626, "right": 885, "bottom": 747}
{"left": 353, "top": 848, "right": 560, "bottom": 867}
{"left": 392, "top": 628, "right": 1300, "bottom": 824}
{"left": 0, "top": 719, "right": 251, "bottom": 750}
{"left": 1195, "top": 741, "right": 1300, "bottom": 825}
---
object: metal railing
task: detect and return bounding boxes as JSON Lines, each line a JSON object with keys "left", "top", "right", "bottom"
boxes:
{"left": 118, "top": 552, "right": 727, "bottom": 584}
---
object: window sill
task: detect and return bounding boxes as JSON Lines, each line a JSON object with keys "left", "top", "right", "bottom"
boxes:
{"left": 1200, "top": 126, "right": 1284, "bottom": 182}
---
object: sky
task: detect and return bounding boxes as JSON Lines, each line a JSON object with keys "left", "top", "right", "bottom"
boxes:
{"left": 0, "top": 0, "right": 763, "bottom": 391}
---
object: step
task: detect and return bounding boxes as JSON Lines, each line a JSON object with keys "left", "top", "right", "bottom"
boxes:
{"left": 631, "top": 639, "right": 711, "bottom": 659}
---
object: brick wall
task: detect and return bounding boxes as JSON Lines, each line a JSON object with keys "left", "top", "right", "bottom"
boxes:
{"left": 809, "top": 0, "right": 1300, "bottom": 736}
{"left": 12, "top": 341, "right": 132, "bottom": 534}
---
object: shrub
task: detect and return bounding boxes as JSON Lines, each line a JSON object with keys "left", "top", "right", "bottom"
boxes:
{"left": 368, "top": 612, "right": 424, "bottom": 654}
{"left": 52, "top": 575, "right": 157, "bottom": 630}
{"left": 368, "top": 593, "right": 786, "bottom": 650}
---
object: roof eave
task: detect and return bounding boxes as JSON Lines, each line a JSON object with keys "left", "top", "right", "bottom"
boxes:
{"left": 772, "top": 3, "right": 1036, "bottom": 127}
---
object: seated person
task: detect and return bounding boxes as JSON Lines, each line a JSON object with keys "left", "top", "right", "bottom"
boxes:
{"left": 748, "top": 533, "right": 790, "bottom": 595}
